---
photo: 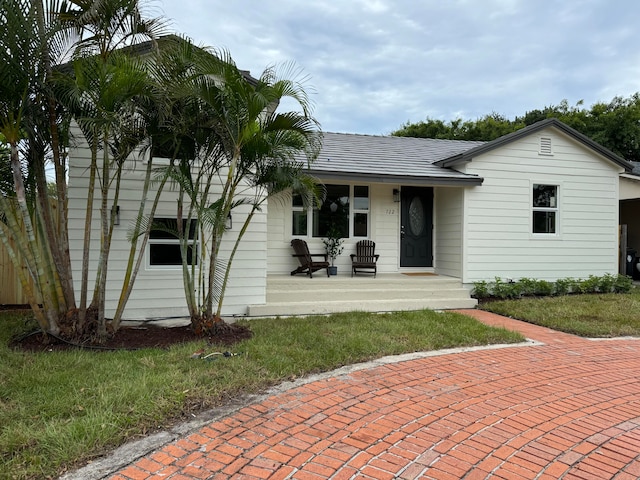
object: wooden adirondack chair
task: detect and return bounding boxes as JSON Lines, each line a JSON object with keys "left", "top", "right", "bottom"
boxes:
{"left": 290, "top": 239, "right": 330, "bottom": 278}
{"left": 350, "top": 240, "right": 379, "bottom": 277}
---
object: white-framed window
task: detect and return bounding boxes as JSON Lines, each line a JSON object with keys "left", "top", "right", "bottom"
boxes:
{"left": 148, "top": 218, "right": 198, "bottom": 268}
{"left": 532, "top": 184, "right": 558, "bottom": 234}
{"left": 292, "top": 184, "right": 369, "bottom": 238}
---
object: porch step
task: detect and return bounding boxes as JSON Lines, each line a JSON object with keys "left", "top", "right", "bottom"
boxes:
{"left": 247, "top": 274, "right": 477, "bottom": 317}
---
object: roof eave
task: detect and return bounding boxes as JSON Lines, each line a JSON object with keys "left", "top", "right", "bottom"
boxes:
{"left": 308, "top": 170, "right": 484, "bottom": 186}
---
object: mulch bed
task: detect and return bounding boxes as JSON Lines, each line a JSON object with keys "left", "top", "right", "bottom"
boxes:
{"left": 11, "top": 322, "right": 252, "bottom": 352}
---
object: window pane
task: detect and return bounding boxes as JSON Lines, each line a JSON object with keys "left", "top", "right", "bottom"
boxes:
{"left": 292, "top": 194, "right": 304, "bottom": 207}
{"left": 354, "top": 186, "right": 369, "bottom": 210}
{"left": 150, "top": 244, "right": 198, "bottom": 265}
{"left": 292, "top": 210, "right": 307, "bottom": 236}
{"left": 313, "top": 184, "right": 349, "bottom": 237}
{"left": 354, "top": 212, "right": 368, "bottom": 237}
{"left": 533, "top": 211, "right": 556, "bottom": 234}
{"left": 533, "top": 185, "right": 557, "bottom": 208}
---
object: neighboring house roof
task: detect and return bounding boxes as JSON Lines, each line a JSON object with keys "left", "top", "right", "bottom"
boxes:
{"left": 435, "top": 118, "right": 633, "bottom": 171}
{"left": 307, "top": 133, "right": 485, "bottom": 186}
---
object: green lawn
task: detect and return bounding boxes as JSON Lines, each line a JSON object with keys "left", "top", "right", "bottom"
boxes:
{"left": 0, "top": 309, "right": 522, "bottom": 480}
{"left": 480, "top": 288, "right": 640, "bottom": 337}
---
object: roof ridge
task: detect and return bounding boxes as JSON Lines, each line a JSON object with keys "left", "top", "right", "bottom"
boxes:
{"left": 322, "top": 131, "right": 486, "bottom": 145}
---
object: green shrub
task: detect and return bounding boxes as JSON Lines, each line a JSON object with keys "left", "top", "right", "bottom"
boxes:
{"left": 579, "top": 275, "right": 600, "bottom": 294}
{"left": 554, "top": 277, "right": 574, "bottom": 296}
{"left": 492, "top": 277, "right": 521, "bottom": 299}
{"left": 534, "top": 280, "right": 554, "bottom": 296}
{"left": 472, "top": 280, "right": 490, "bottom": 299}
{"left": 614, "top": 274, "right": 634, "bottom": 293}
{"left": 597, "top": 273, "right": 617, "bottom": 293}
{"left": 517, "top": 277, "right": 537, "bottom": 296}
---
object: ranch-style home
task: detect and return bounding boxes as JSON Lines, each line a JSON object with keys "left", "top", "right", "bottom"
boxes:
{"left": 67, "top": 118, "right": 635, "bottom": 320}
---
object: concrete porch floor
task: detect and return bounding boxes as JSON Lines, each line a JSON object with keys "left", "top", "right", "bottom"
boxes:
{"left": 247, "top": 272, "right": 477, "bottom": 317}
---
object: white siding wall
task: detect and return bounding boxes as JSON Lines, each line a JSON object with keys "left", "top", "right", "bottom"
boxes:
{"left": 67, "top": 129, "right": 266, "bottom": 320}
{"left": 434, "top": 187, "right": 463, "bottom": 277}
{"left": 459, "top": 128, "right": 622, "bottom": 283}
{"left": 267, "top": 183, "right": 401, "bottom": 274}
{"left": 620, "top": 176, "right": 640, "bottom": 200}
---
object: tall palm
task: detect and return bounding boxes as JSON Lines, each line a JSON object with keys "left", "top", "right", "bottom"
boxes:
{"left": 180, "top": 52, "right": 322, "bottom": 332}
{"left": 0, "top": 0, "right": 69, "bottom": 333}
{"left": 57, "top": 0, "right": 166, "bottom": 337}
{"left": 1, "top": 0, "right": 166, "bottom": 340}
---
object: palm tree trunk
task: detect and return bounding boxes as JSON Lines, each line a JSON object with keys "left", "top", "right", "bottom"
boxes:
{"left": 215, "top": 207, "right": 255, "bottom": 319}
{"left": 112, "top": 156, "right": 170, "bottom": 329}
{"left": 8, "top": 141, "right": 60, "bottom": 334}
{"left": 92, "top": 134, "right": 113, "bottom": 339}
{"left": 79, "top": 137, "right": 98, "bottom": 327}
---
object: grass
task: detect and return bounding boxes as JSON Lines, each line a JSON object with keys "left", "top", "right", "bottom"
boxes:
{"left": 480, "top": 288, "right": 640, "bottom": 337}
{"left": 0, "top": 309, "right": 522, "bottom": 480}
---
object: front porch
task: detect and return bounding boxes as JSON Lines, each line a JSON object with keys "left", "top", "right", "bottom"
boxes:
{"left": 247, "top": 273, "right": 477, "bottom": 317}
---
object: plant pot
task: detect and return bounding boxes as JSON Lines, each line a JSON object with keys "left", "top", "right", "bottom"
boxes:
{"left": 328, "top": 266, "right": 338, "bottom": 276}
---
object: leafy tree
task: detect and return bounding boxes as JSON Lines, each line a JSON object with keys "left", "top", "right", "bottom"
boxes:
{"left": 393, "top": 94, "right": 640, "bottom": 162}
{"left": 393, "top": 113, "right": 521, "bottom": 141}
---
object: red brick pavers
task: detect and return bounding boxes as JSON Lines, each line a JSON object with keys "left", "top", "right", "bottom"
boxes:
{"left": 111, "top": 310, "right": 640, "bottom": 479}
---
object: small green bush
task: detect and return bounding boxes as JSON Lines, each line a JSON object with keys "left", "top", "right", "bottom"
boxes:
{"left": 614, "top": 274, "right": 633, "bottom": 293}
{"left": 534, "top": 280, "right": 554, "bottom": 296}
{"left": 554, "top": 277, "right": 574, "bottom": 296}
{"left": 517, "top": 277, "right": 537, "bottom": 296}
{"left": 472, "top": 280, "right": 490, "bottom": 299}
{"left": 579, "top": 275, "right": 600, "bottom": 294}
{"left": 596, "top": 273, "right": 616, "bottom": 293}
{"left": 492, "top": 277, "right": 521, "bottom": 299}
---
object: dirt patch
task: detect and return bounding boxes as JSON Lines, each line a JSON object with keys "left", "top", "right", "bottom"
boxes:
{"left": 11, "top": 322, "right": 252, "bottom": 352}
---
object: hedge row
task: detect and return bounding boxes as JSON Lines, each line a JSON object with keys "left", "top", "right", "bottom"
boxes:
{"left": 472, "top": 274, "right": 633, "bottom": 300}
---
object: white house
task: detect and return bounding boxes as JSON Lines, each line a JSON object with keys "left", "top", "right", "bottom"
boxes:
{"left": 68, "top": 118, "right": 633, "bottom": 320}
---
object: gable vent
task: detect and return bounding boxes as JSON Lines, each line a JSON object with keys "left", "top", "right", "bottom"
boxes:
{"left": 539, "top": 136, "right": 553, "bottom": 155}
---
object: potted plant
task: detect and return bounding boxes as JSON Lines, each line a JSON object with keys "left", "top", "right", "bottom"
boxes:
{"left": 322, "top": 226, "right": 344, "bottom": 275}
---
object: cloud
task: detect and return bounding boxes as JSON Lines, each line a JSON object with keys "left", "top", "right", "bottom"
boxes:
{"left": 159, "top": 0, "right": 640, "bottom": 134}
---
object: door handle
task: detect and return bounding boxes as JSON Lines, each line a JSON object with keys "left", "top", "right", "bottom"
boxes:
{"left": 400, "top": 226, "right": 405, "bottom": 238}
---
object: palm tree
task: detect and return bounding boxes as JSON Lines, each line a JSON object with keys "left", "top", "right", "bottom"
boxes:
{"left": 0, "top": 0, "right": 69, "bottom": 334}
{"left": 1, "top": 0, "right": 167, "bottom": 341}
{"left": 55, "top": 0, "right": 166, "bottom": 339}
{"left": 171, "top": 51, "right": 322, "bottom": 334}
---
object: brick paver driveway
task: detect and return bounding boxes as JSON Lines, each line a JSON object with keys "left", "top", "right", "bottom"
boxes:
{"left": 110, "top": 310, "right": 640, "bottom": 480}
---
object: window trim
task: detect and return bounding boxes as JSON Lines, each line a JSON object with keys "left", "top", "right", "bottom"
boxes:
{"left": 147, "top": 217, "right": 199, "bottom": 270}
{"left": 531, "top": 182, "right": 560, "bottom": 237}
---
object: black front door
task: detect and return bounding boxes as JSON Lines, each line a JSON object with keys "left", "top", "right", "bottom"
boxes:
{"left": 400, "top": 187, "right": 433, "bottom": 267}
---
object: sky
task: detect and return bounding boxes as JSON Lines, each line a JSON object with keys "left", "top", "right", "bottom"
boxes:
{"left": 155, "top": 0, "right": 640, "bottom": 135}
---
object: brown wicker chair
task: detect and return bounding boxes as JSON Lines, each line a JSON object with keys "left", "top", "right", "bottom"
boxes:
{"left": 290, "top": 239, "right": 330, "bottom": 278}
{"left": 350, "top": 240, "right": 379, "bottom": 277}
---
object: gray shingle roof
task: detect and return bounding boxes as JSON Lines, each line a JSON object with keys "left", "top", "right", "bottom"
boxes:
{"left": 306, "top": 133, "right": 485, "bottom": 186}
